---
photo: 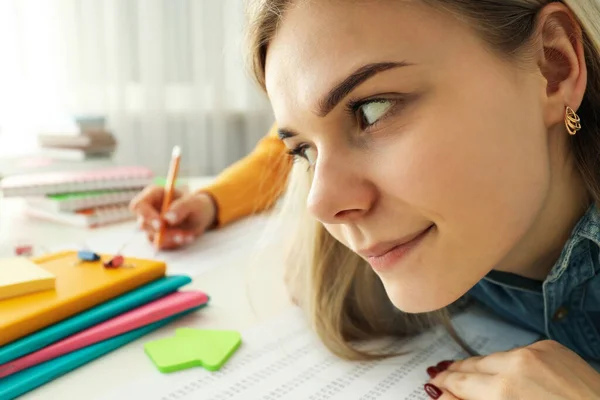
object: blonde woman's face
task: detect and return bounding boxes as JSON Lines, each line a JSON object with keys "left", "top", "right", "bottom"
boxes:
{"left": 265, "top": 1, "right": 561, "bottom": 312}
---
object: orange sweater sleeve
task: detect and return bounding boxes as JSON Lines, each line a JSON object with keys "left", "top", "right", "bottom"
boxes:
{"left": 200, "top": 123, "right": 292, "bottom": 227}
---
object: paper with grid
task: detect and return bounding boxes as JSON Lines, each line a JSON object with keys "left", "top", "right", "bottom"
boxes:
{"left": 95, "top": 304, "right": 540, "bottom": 400}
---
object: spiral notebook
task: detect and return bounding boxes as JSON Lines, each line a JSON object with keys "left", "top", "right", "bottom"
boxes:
{"left": 0, "top": 166, "right": 153, "bottom": 197}
{"left": 25, "top": 189, "right": 141, "bottom": 212}
{"left": 24, "top": 203, "right": 135, "bottom": 228}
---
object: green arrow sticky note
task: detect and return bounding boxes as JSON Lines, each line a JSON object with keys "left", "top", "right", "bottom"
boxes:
{"left": 144, "top": 329, "right": 242, "bottom": 373}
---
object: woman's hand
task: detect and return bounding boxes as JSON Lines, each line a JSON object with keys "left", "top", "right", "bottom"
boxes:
{"left": 424, "top": 340, "right": 600, "bottom": 400}
{"left": 129, "top": 185, "right": 218, "bottom": 250}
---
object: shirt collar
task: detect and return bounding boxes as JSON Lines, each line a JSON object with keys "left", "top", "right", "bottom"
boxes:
{"left": 546, "top": 203, "right": 599, "bottom": 283}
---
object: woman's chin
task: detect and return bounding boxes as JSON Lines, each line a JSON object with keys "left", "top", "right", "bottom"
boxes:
{"left": 389, "top": 297, "right": 444, "bottom": 314}
{"left": 382, "top": 280, "right": 462, "bottom": 314}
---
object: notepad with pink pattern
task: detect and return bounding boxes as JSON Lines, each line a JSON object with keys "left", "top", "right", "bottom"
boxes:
{"left": 0, "top": 165, "right": 153, "bottom": 197}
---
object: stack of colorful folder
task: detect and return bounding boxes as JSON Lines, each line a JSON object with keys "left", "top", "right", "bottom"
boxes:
{"left": 0, "top": 250, "right": 209, "bottom": 399}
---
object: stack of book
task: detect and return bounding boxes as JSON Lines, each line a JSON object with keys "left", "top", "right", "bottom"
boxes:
{"left": 0, "top": 252, "right": 210, "bottom": 399}
{"left": 36, "top": 116, "right": 117, "bottom": 161}
{"left": 0, "top": 166, "right": 154, "bottom": 228}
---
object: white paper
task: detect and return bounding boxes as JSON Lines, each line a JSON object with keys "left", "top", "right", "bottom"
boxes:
{"left": 94, "top": 304, "right": 541, "bottom": 400}
{"left": 50, "top": 214, "right": 278, "bottom": 276}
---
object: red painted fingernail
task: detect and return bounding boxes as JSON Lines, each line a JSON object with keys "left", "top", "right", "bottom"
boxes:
{"left": 436, "top": 360, "right": 454, "bottom": 371}
{"left": 424, "top": 383, "right": 442, "bottom": 399}
{"left": 426, "top": 366, "right": 439, "bottom": 378}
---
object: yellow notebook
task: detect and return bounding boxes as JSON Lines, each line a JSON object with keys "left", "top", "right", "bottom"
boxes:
{"left": 0, "top": 251, "right": 166, "bottom": 347}
{"left": 0, "top": 258, "right": 56, "bottom": 301}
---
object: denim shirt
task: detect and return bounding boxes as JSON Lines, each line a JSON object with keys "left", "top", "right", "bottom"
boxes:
{"left": 467, "top": 203, "right": 600, "bottom": 367}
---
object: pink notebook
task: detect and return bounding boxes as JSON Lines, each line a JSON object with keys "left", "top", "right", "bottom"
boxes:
{"left": 0, "top": 165, "right": 153, "bottom": 197}
{"left": 0, "top": 291, "right": 208, "bottom": 378}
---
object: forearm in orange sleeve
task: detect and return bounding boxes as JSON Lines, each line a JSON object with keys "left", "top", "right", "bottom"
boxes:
{"left": 199, "top": 124, "right": 292, "bottom": 227}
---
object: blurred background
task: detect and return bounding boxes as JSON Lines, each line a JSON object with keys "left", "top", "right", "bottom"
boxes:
{"left": 0, "top": 0, "right": 275, "bottom": 178}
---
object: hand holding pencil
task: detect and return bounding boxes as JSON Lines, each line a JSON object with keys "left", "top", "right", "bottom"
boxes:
{"left": 129, "top": 146, "right": 219, "bottom": 250}
{"left": 154, "top": 145, "right": 182, "bottom": 249}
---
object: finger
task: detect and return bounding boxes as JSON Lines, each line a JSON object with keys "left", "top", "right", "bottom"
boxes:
{"left": 146, "top": 228, "right": 197, "bottom": 250}
{"left": 431, "top": 370, "right": 495, "bottom": 400}
{"left": 130, "top": 185, "right": 183, "bottom": 213}
{"left": 450, "top": 341, "right": 567, "bottom": 380}
{"left": 163, "top": 195, "right": 201, "bottom": 227}
{"left": 448, "top": 348, "right": 530, "bottom": 375}
{"left": 138, "top": 217, "right": 160, "bottom": 233}
{"left": 134, "top": 203, "right": 162, "bottom": 230}
{"left": 423, "top": 383, "right": 460, "bottom": 400}
{"left": 129, "top": 185, "right": 164, "bottom": 211}
{"left": 445, "top": 356, "right": 486, "bottom": 373}
{"left": 139, "top": 216, "right": 201, "bottom": 236}
{"left": 147, "top": 231, "right": 193, "bottom": 250}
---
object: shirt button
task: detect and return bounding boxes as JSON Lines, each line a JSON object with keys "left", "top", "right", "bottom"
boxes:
{"left": 553, "top": 306, "right": 569, "bottom": 321}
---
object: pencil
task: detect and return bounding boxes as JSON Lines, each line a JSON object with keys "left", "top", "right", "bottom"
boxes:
{"left": 154, "top": 145, "right": 181, "bottom": 250}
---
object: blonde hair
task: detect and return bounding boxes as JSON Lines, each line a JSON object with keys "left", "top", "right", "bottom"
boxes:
{"left": 246, "top": 0, "right": 600, "bottom": 361}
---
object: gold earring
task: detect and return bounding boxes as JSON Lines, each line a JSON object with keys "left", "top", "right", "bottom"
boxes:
{"left": 565, "top": 106, "right": 581, "bottom": 135}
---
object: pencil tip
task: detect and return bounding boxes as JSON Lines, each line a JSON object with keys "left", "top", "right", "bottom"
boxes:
{"left": 172, "top": 145, "right": 181, "bottom": 158}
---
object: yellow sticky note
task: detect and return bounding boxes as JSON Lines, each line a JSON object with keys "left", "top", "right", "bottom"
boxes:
{"left": 0, "top": 258, "right": 56, "bottom": 301}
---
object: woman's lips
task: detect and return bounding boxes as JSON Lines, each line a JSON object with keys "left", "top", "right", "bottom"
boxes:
{"left": 359, "top": 225, "right": 434, "bottom": 272}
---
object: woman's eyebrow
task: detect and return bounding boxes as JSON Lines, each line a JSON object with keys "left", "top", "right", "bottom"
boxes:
{"left": 278, "top": 128, "right": 297, "bottom": 139}
{"left": 316, "top": 61, "right": 411, "bottom": 117}
{"left": 277, "top": 61, "right": 412, "bottom": 139}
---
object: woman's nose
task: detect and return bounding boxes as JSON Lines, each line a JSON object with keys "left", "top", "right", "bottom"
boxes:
{"left": 307, "top": 154, "right": 376, "bottom": 224}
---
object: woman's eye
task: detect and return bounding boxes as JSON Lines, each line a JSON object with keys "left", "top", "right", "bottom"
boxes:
{"left": 287, "top": 145, "right": 317, "bottom": 166}
{"left": 304, "top": 147, "right": 317, "bottom": 165}
{"left": 358, "top": 99, "right": 393, "bottom": 127}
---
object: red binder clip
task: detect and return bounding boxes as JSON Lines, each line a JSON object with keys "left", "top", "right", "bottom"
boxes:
{"left": 103, "top": 255, "right": 124, "bottom": 269}
{"left": 103, "top": 255, "right": 134, "bottom": 269}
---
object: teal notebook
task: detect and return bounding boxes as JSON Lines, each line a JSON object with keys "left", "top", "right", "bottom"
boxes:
{"left": 0, "top": 308, "right": 200, "bottom": 400}
{"left": 0, "top": 275, "right": 192, "bottom": 365}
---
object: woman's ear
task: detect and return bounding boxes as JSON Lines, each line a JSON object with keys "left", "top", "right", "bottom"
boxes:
{"left": 535, "top": 2, "right": 587, "bottom": 130}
